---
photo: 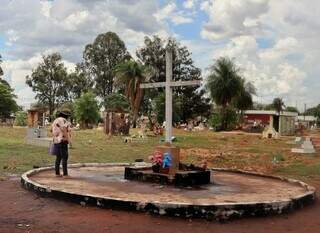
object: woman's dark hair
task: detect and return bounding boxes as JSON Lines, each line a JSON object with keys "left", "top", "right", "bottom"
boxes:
{"left": 57, "top": 111, "right": 70, "bottom": 119}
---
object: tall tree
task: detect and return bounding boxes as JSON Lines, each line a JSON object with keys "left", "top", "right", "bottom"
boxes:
{"left": 83, "top": 32, "right": 130, "bottom": 99}
{"left": 206, "top": 57, "right": 243, "bottom": 108}
{"left": 272, "top": 97, "right": 285, "bottom": 114}
{"left": 206, "top": 57, "right": 243, "bottom": 129}
{"left": 136, "top": 35, "right": 208, "bottom": 122}
{"left": 26, "top": 53, "right": 68, "bottom": 119}
{"left": 0, "top": 54, "right": 10, "bottom": 87}
{"left": 114, "top": 60, "right": 152, "bottom": 127}
{"left": 67, "top": 62, "right": 94, "bottom": 100}
{"left": 0, "top": 54, "right": 19, "bottom": 119}
{"left": 0, "top": 81, "right": 18, "bottom": 119}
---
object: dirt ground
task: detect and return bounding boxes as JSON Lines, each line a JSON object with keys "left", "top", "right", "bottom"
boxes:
{"left": 0, "top": 177, "right": 320, "bottom": 233}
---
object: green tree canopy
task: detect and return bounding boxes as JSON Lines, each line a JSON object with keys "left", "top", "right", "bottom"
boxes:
{"left": 206, "top": 57, "right": 243, "bottom": 108}
{"left": 285, "top": 106, "right": 299, "bottom": 113}
{"left": 136, "top": 35, "right": 209, "bottom": 122}
{"left": 272, "top": 98, "right": 285, "bottom": 113}
{"left": 26, "top": 53, "right": 69, "bottom": 119}
{"left": 67, "top": 62, "right": 94, "bottom": 100}
{"left": 114, "top": 59, "right": 152, "bottom": 126}
{"left": 206, "top": 57, "right": 247, "bottom": 130}
{"left": 104, "top": 93, "right": 129, "bottom": 112}
{"left": 83, "top": 32, "right": 130, "bottom": 99}
{"left": 154, "top": 92, "right": 182, "bottom": 124}
{"left": 305, "top": 104, "right": 320, "bottom": 119}
{"left": 233, "top": 81, "right": 256, "bottom": 112}
{"left": 74, "top": 92, "right": 100, "bottom": 128}
{"left": 0, "top": 82, "right": 18, "bottom": 119}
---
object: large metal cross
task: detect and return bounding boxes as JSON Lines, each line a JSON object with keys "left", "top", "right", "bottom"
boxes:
{"left": 140, "top": 49, "right": 201, "bottom": 143}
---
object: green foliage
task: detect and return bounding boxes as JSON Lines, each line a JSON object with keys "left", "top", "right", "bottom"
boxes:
{"left": 154, "top": 92, "right": 182, "bottom": 124}
{"left": 25, "top": 53, "right": 69, "bottom": 119}
{"left": 206, "top": 57, "right": 242, "bottom": 108}
{"left": 104, "top": 93, "right": 129, "bottom": 112}
{"left": 0, "top": 82, "right": 18, "bottom": 119}
{"left": 285, "top": 106, "right": 299, "bottom": 113}
{"left": 206, "top": 57, "right": 251, "bottom": 129}
{"left": 305, "top": 104, "right": 320, "bottom": 120}
{"left": 209, "top": 107, "right": 238, "bottom": 131}
{"left": 83, "top": 32, "right": 130, "bottom": 99}
{"left": 14, "top": 111, "right": 27, "bottom": 126}
{"left": 271, "top": 97, "right": 285, "bottom": 113}
{"left": 67, "top": 63, "right": 94, "bottom": 99}
{"left": 273, "top": 153, "right": 285, "bottom": 162}
{"left": 233, "top": 81, "right": 255, "bottom": 112}
{"left": 208, "top": 113, "right": 222, "bottom": 131}
{"left": 114, "top": 60, "right": 152, "bottom": 126}
{"left": 74, "top": 92, "right": 100, "bottom": 128}
{"left": 136, "top": 35, "right": 208, "bottom": 122}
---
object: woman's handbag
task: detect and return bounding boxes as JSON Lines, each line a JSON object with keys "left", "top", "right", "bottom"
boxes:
{"left": 49, "top": 141, "right": 59, "bottom": 156}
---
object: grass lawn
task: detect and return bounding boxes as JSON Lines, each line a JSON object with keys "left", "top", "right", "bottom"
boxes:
{"left": 1, "top": 126, "right": 320, "bottom": 179}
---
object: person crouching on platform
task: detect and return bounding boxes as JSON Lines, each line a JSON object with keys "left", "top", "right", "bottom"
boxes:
{"left": 52, "top": 111, "right": 71, "bottom": 177}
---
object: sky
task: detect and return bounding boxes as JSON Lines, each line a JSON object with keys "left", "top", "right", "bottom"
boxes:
{"left": 0, "top": 0, "right": 319, "bottom": 111}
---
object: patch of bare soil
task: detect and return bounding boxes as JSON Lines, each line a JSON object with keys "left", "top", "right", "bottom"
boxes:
{"left": 0, "top": 177, "right": 320, "bottom": 233}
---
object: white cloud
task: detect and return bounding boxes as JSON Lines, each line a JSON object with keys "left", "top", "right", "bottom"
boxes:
{"left": 201, "top": 0, "right": 269, "bottom": 40}
{"left": 154, "top": 2, "right": 194, "bottom": 25}
{"left": 183, "top": 0, "right": 197, "bottom": 9}
{"left": 201, "top": 0, "right": 320, "bottom": 108}
{"left": 0, "top": 0, "right": 167, "bottom": 107}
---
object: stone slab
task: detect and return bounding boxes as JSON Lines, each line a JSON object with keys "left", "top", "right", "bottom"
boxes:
{"left": 124, "top": 166, "right": 211, "bottom": 187}
{"left": 21, "top": 163, "right": 316, "bottom": 221}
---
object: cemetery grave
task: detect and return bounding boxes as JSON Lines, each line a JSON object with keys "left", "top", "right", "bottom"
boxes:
{"left": 19, "top": 50, "right": 317, "bottom": 221}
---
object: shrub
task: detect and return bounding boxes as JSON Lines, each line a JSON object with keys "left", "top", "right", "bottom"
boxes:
{"left": 14, "top": 111, "right": 27, "bottom": 126}
{"left": 209, "top": 107, "right": 237, "bottom": 131}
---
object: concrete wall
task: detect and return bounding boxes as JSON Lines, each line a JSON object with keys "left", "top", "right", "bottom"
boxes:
{"left": 279, "top": 115, "right": 295, "bottom": 136}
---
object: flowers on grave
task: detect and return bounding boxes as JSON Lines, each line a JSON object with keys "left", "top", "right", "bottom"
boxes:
{"left": 149, "top": 150, "right": 163, "bottom": 173}
{"left": 162, "top": 153, "right": 172, "bottom": 168}
{"left": 149, "top": 150, "right": 163, "bottom": 165}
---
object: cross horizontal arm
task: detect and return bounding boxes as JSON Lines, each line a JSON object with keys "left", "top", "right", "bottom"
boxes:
{"left": 140, "top": 82, "right": 166, "bottom": 89}
{"left": 140, "top": 80, "right": 201, "bottom": 89}
{"left": 169, "top": 80, "right": 201, "bottom": 87}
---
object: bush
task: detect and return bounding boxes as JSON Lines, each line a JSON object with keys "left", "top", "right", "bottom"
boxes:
{"left": 209, "top": 107, "right": 237, "bottom": 131}
{"left": 208, "top": 113, "right": 222, "bottom": 131}
{"left": 14, "top": 111, "right": 27, "bottom": 126}
{"left": 74, "top": 92, "right": 100, "bottom": 128}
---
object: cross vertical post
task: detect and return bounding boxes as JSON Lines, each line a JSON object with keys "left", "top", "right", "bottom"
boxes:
{"left": 165, "top": 48, "right": 173, "bottom": 143}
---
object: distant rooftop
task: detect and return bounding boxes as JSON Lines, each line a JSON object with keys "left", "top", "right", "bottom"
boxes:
{"left": 244, "top": 110, "right": 298, "bottom": 117}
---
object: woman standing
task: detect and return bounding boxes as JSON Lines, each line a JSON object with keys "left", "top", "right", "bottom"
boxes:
{"left": 52, "top": 111, "right": 71, "bottom": 177}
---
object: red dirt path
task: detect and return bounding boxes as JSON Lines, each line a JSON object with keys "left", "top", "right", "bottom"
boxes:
{"left": 1, "top": 177, "right": 320, "bottom": 233}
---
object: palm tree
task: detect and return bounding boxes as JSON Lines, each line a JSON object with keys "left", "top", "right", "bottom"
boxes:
{"left": 272, "top": 98, "right": 285, "bottom": 114}
{"left": 114, "top": 60, "right": 152, "bottom": 127}
{"left": 234, "top": 81, "right": 256, "bottom": 113}
{"left": 206, "top": 57, "right": 243, "bottom": 129}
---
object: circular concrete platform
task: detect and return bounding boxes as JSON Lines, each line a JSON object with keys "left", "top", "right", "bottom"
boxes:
{"left": 21, "top": 163, "right": 316, "bottom": 220}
